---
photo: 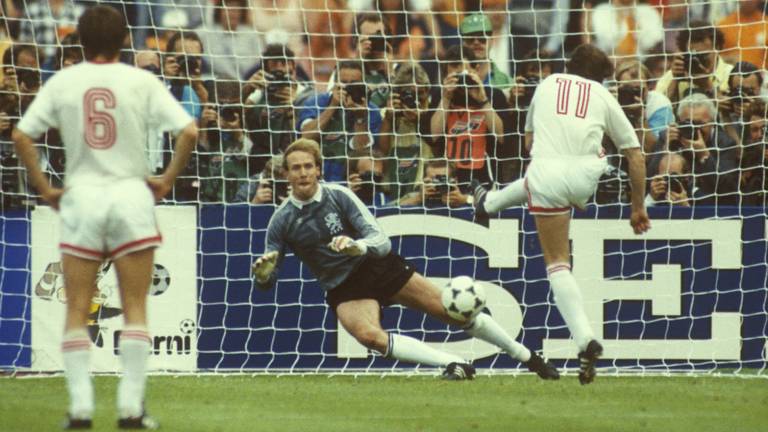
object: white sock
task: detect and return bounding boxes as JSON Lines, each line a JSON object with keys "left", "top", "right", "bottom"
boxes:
{"left": 463, "top": 313, "right": 531, "bottom": 362}
{"left": 484, "top": 178, "right": 527, "bottom": 213}
{"left": 117, "top": 326, "right": 151, "bottom": 419}
{"left": 548, "top": 264, "right": 594, "bottom": 351}
{"left": 62, "top": 329, "right": 94, "bottom": 419}
{"left": 387, "top": 334, "right": 464, "bottom": 367}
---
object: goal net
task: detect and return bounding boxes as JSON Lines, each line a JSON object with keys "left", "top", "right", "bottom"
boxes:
{"left": 0, "top": 0, "right": 766, "bottom": 376}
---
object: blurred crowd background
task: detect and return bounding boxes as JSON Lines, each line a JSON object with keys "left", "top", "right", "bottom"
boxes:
{"left": 0, "top": 0, "right": 766, "bottom": 209}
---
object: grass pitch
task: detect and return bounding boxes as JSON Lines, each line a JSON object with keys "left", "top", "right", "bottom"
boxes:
{"left": 1, "top": 374, "right": 766, "bottom": 432}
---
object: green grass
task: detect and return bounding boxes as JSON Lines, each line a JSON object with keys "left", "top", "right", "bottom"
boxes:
{"left": 1, "top": 375, "right": 766, "bottom": 432}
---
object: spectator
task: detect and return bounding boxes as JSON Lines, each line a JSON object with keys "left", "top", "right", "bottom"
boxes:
{"left": 460, "top": 13, "right": 513, "bottom": 93}
{"left": 655, "top": 21, "right": 733, "bottom": 103}
{"left": 588, "top": 0, "right": 664, "bottom": 60}
{"left": 243, "top": 44, "right": 309, "bottom": 175}
{"left": 380, "top": 62, "right": 435, "bottom": 202}
{"left": 52, "top": 32, "right": 83, "bottom": 71}
{"left": 504, "top": 0, "right": 570, "bottom": 76}
{"left": 349, "top": 0, "right": 436, "bottom": 61}
{"left": 614, "top": 60, "right": 674, "bottom": 152}
{"left": 645, "top": 152, "right": 696, "bottom": 207}
{"left": 301, "top": 0, "right": 350, "bottom": 87}
{"left": 430, "top": 48, "right": 504, "bottom": 188}
{"left": 134, "top": 51, "right": 166, "bottom": 173}
{"left": 718, "top": 0, "right": 768, "bottom": 69}
{"left": 0, "top": 44, "right": 42, "bottom": 148}
{"left": 399, "top": 158, "right": 471, "bottom": 207}
{"left": 297, "top": 60, "right": 382, "bottom": 182}
{"left": 198, "top": 0, "right": 262, "bottom": 80}
{"left": 347, "top": 149, "right": 388, "bottom": 206}
{"left": 164, "top": 31, "right": 209, "bottom": 119}
{"left": 650, "top": 93, "right": 740, "bottom": 205}
{"left": 234, "top": 154, "right": 289, "bottom": 204}
{"left": 739, "top": 100, "right": 767, "bottom": 206}
{"left": 200, "top": 81, "right": 253, "bottom": 203}
{"left": 350, "top": 13, "right": 394, "bottom": 108}
{"left": 18, "top": 0, "right": 84, "bottom": 59}
{"left": 719, "top": 61, "right": 763, "bottom": 149}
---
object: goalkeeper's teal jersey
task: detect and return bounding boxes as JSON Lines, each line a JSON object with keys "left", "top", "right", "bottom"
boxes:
{"left": 256, "top": 183, "right": 391, "bottom": 292}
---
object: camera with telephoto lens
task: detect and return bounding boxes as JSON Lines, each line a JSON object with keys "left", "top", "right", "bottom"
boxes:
{"left": 355, "top": 170, "right": 383, "bottom": 204}
{"left": 176, "top": 54, "right": 201, "bottom": 77}
{"left": 663, "top": 174, "right": 686, "bottom": 194}
{"left": 344, "top": 83, "right": 368, "bottom": 104}
{"left": 218, "top": 105, "right": 241, "bottom": 123}
{"left": 451, "top": 71, "right": 484, "bottom": 108}
{"left": 16, "top": 68, "right": 40, "bottom": 90}
{"left": 368, "top": 32, "right": 387, "bottom": 53}
{"left": 265, "top": 70, "right": 291, "bottom": 105}
{"left": 518, "top": 75, "right": 540, "bottom": 107}
{"left": 676, "top": 121, "right": 700, "bottom": 141}
{"left": 618, "top": 85, "right": 642, "bottom": 107}
{"left": 682, "top": 52, "right": 709, "bottom": 75}
{"left": 398, "top": 88, "right": 417, "bottom": 109}
{"left": 265, "top": 178, "right": 289, "bottom": 202}
{"left": 728, "top": 86, "right": 753, "bottom": 106}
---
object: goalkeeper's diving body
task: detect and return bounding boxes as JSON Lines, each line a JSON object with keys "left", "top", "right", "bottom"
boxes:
{"left": 470, "top": 44, "right": 651, "bottom": 384}
{"left": 252, "top": 139, "right": 559, "bottom": 380}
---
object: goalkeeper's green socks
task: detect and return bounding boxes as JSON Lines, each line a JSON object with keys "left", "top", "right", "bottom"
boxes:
{"left": 117, "top": 325, "right": 151, "bottom": 419}
{"left": 62, "top": 328, "right": 94, "bottom": 420}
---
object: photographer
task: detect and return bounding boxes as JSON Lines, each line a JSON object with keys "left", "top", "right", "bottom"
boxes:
{"left": 351, "top": 13, "right": 393, "bottom": 108}
{"left": 614, "top": 61, "right": 674, "bottom": 153}
{"left": 379, "top": 63, "right": 435, "bottom": 202}
{"left": 430, "top": 48, "right": 504, "bottom": 188}
{"left": 645, "top": 152, "right": 696, "bottom": 207}
{"left": 346, "top": 149, "right": 387, "bottom": 207}
{"left": 297, "top": 60, "right": 382, "bottom": 182}
{"left": 650, "top": 93, "right": 739, "bottom": 205}
{"left": 655, "top": 21, "right": 733, "bottom": 103}
{"left": 460, "top": 13, "right": 513, "bottom": 95}
{"left": 398, "top": 159, "right": 471, "bottom": 208}
{"left": 243, "top": 44, "right": 309, "bottom": 175}
{"left": 233, "top": 154, "right": 290, "bottom": 205}
{"left": 164, "top": 31, "right": 209, "bottom": 119}
{"left": 718, "top": 61, "right": 763, "bottom": 149}
{"left": 199, "top": 81, "right": 253, "bottom": 203}
{"left": 739, "top": 101, "right": 767, "bottom": 206}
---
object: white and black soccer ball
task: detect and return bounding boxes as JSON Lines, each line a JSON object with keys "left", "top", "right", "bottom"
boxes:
{"left": 441, "top": 276, "right": 486, "bottom": 321}
{"left": 149, "top": 264, "right": 171, "bottom": 296}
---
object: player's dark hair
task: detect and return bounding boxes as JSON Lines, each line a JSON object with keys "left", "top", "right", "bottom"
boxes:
{"left": 77, "top": 6, "right": 128, "bottom": 60}
{"left": 283, "top": 139, "right": 323, "bottom": 171}
{"left": 676, "top": 21, "right": 725, "bottom": 51}
{"left": 166, "top": 31, "right": 204, "bottom": 54}
{"left": 566, "top": 44, "right": 613, "bottom": 83}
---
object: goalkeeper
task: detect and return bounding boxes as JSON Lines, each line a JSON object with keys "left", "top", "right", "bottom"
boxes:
{"left": 252, "top": 139, "right": 559, "bottom": 380}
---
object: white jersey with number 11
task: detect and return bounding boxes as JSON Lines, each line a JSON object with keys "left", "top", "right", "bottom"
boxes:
{"left": 525, "top": 73, "right": 640, "bottom": 158}
{"left": 17, "top": 62, "right": 192, "bottom": 188}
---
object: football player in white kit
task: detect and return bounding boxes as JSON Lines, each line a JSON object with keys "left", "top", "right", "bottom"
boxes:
{"left": 13, "top": 6, "right": 197, "bottom": 429}
{"left": 472, "top": 44, "right": 651, "bottom": 384}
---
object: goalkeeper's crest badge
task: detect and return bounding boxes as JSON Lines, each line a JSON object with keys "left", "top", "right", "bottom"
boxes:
{"left": 324, "top": 212, "right": 343, "bottom": 234}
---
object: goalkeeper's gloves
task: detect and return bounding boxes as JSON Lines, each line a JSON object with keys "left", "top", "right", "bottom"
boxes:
{"left": 328, "top": 235, "right": 367, "bottom": 256}
{"left": 252, "top": 251, "right": 279, "bottom": 284}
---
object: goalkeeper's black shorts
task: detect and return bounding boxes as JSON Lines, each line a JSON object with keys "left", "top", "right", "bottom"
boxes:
{"left": 326, "top": 252, "right": 415, "bottom": 313}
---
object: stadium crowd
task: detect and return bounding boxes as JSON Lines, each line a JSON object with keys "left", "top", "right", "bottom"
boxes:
{"left": 1, "top": 0, "right": 767, "bottom": 209}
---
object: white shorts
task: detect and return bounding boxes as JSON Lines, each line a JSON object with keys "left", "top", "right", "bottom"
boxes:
{"left": 59, "top": 179, "right": 162, "bottom": 261}
{"left": 525, "top": 157, "right": 608, "bottom": 215}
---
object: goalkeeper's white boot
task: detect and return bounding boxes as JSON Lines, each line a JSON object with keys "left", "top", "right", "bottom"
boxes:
{"left": 578, "top": 340, "right": 604, "bottom": 385}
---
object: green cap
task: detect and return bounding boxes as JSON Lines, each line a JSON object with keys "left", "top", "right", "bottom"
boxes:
{"left": 460, "top": 14, "right": 492, "bottom": 36}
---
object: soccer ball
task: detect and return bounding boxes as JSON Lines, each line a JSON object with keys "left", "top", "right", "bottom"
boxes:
{"left": 441, "top": 276, "right": 486, "bottom": 321}
{"left": 149, "top": 264, "right": 171, "bottom": 296}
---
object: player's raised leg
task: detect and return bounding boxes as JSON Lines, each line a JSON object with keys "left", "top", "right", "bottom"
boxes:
{"left": 336, "top": 298, "right": 474, "bottom": 379}
{"left": 391, "top": 273, "right": 559, "bottom": 379}
{"left": 534, "top": 213, "right": 602, "bottom": 384}
{"left": 61, "top": 254, "right": 102, "bottom": 428}
{"left": 471, "top": 178, "right": 527, "bottom": 217}
{"left": 113, "top": 248, "right": 159, "bottom": 429}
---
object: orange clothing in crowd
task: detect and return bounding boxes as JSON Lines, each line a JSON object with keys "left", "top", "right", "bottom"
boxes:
{"left": 719, "top": 10, "right": 768, "bottom": 68}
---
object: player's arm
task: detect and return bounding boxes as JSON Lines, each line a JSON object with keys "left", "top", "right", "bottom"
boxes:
{"left": 147, "top": 121, "right": 198, "bottom": 201}
{"left": 524, "top": 132, "right": 533, "bottom": 153}
{"left": 12, "top": 129, "right": 63, "bottom": 209}
{"left": 328, "top": 187, "right": 391, "bottom": 257}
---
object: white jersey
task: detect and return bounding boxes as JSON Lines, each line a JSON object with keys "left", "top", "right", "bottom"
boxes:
{"left": 525, "top": 73, "right": 639, "bottom": 158}
{"left": 17, "top": 62, "right": 193, "bottom": 187}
